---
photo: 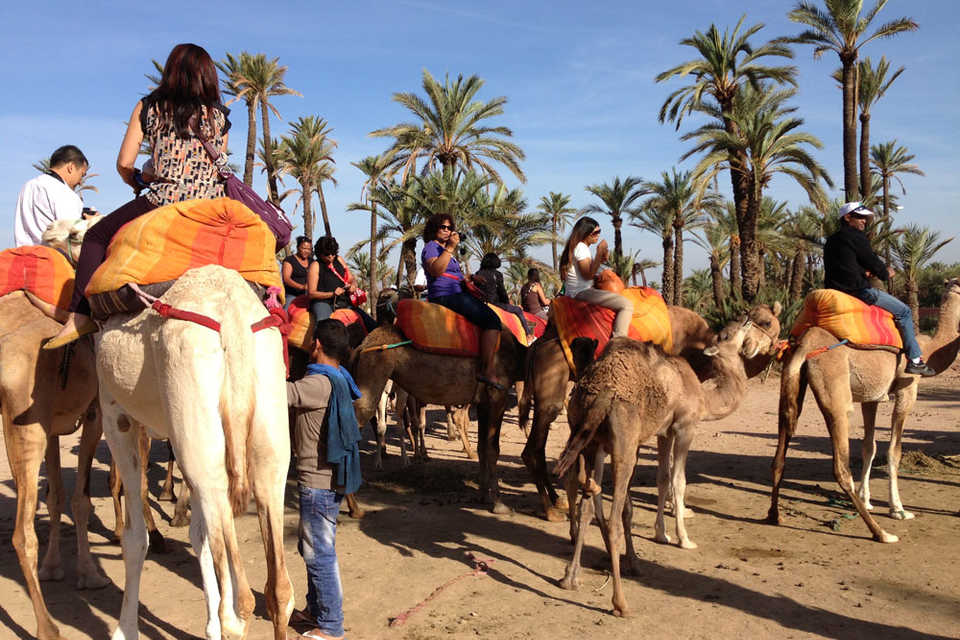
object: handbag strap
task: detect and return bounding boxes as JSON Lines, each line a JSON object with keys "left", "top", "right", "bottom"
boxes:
{"left": 328, "top": 261, "right": 351, "bottom": 285}
{"left": 198, "top": 138, "right": 232, "bottom": 179}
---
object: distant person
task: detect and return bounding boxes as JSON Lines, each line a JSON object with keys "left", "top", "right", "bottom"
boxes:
{"left": 47, "top": 42, "right": 232, "bottom": 349}
{"left": 473, "top": 252, "right": 531, "bottom": 337}
{"left": 283, "top": 235, "right": 314, "bottom": 308}
{"left": 559, "top": 216, "right": 633, "bottom": 338}
{"left": 287, "top": 318, "right": 362, "bottom": 640}
{"left": 824, "top": 201, "right": 934, "bottom": 376}
{"left": 15, "top": 145, "right": 88, "bottom": 247}
{"left": 307, "top": 235, "right": 376, "bottom": 332}
{"left": 520, "top": 268, "right": 551, "bottom": 320}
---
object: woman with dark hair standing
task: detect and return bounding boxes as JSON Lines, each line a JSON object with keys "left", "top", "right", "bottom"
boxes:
{"left": 559, "top": 216, "right": 633, "bottom": 338}
{"left": 421, "top": 213, "right": 504, "bottom": 390}
{"left": 283, "top": 236, "right": 314, "bottom": 309}
{"left": 48, "top": 43, "right": 231, "bottom": 348}
{"left": 307, "top": 235, "right": 376, "bottom": 332}
{"left": 520, "top": 268, "right": 551, "bottom": 320}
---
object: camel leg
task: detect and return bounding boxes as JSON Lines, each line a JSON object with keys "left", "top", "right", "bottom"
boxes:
{"left": 136, "top": 429, "right": 167, "bottom": 554}
{"left": 72, "top": 406, "right": 110, "bottom": 590}
{"left": 887, "top": 383, "right": 918, "bottom": 520}
{"left": 38, "top": 436, "right": 65, "bottom": 582}
{"left": 170, "top": 479, "right": 192, "bottom": 528}
{"left": 373, "top": 380, "right": 391, "bottom": 470}
{"left": 4, "top": 415, "right": 63, "bottom": 640}
{"left": 603, "top": 405, "right": 640, "bottom": 618}
{"left": 857, "top": 401, "right": 879, "bottom": 510}
{"left": 521, "top": 400, "right": 565, "bottom": 521}
{"left": 476, "top": 391, "right": 510, "bottom": 514}
{"left": 559, "top": 452, "right": 596, "bottom": 591}
{"left": 654, "top": 434, "right": 673, "bottom": 545}
{"left": 159, "top": 441, "right": 177, "bottom": 501}
{"left": 446, "top": 405, "right": 459, "bottom": 441}
{"left": 768, "top": 360, "right": 806, "bottom": 524}
{"left": 453, "top": 406, "right": 475, "bottom": 460}
{"left": 395, "top": 388, "right": 411, "bottom": 467}
{"left": 669, "top": 421, "right": 697, "bottom": 550}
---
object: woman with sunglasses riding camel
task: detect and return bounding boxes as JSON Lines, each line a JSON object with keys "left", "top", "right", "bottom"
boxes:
{"left": 558, "top": 216, "right": 633, "bottom": 338}
{"left": 421, "top": 213, "right": 505, "bottom": 390}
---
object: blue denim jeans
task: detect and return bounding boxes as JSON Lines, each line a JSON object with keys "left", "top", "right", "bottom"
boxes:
{"left": 310, "top": 300, "right": 334, "bottom": 322}
{"left": 298, "top": 486, "right": 344, "bottom": 637}
{"left": 854, "top": 287, "right": 922, "bottom": 360}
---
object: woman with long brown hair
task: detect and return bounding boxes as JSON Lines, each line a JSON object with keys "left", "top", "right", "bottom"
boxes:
{"left": 47, "top": 43, "right": 231, "bottom": 348}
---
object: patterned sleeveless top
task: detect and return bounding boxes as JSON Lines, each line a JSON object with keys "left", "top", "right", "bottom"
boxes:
{"left": 139, "top": 97, "right": 231, "bottom": 207}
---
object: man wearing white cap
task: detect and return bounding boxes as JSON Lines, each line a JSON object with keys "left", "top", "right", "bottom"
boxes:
{"left": 823, "top": 201, "right": 934, "bottom": 376}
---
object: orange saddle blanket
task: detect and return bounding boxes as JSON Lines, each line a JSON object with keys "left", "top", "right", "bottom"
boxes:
{"left": 790, "top": 289, "right": 902, "bottom": 349}
{"left": 551, "top": 286, "right": 673, "bottom": 372}
{"left": 286, "top": 295, "right": 369, "bottom": 352}
{"left": 0, "top": 245, "right": 75, "bottom": 309}
{"left": 86, "top": 198, "right": 282, "bottom": 298}
{"left": 395, "top": 298, "right": 528, "bottom": 357}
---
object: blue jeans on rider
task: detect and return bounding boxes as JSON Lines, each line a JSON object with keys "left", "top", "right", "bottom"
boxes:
{"left": 854, "top": 287, "right": 922, "bottom": 360}
{"left": 310, "top": 300, "right": 334, "bottom": 322}
{"left": 298, "top": 486, "right": 344, "bottom": 638}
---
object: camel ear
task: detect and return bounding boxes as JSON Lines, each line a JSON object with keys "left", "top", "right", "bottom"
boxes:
{"left": 772, "top": 301, "right": 782, "bottom": 317}
{"left": 703, "top": 345, "right": 719, "bottom": 357}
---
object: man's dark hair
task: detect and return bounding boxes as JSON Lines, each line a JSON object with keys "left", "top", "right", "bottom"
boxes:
{"left": 49, "top": 145, "right": 88, "bottom": 169}
{"left": 313, "top": 319, "right": 351, "bottom": 364}
{"left": 313, "top": 236, "right": 339, "bottom": 259}
{"left": 480, "top": 252, "right": 501, "bottom": 270}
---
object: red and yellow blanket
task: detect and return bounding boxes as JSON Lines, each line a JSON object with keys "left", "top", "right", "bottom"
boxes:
{"left": 286, "top": 295, "right": 369, "bottom": 352}
{"left": 86, "top": 198, "right": 282, "bottom": 297}
{"left": 0, "top": 245, "right": 75, "bottom": 309}
{"left": 395, "top": 298, "right": 528, "bottom": 357}
{"left": 790, "top": 289, "right": 902, "bottom": 349}
{"left": 551, "top": 287, "right": 673, "bottom": 372}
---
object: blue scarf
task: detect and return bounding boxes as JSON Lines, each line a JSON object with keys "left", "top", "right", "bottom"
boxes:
{"left": 306, "top": 363, "right": 363, "bottom": 495}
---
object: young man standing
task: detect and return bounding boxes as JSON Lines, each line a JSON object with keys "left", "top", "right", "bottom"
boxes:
{"left": 287, "top": 319, "right": 363, "bottom": 640}
{"left": 15, "top": 145, "right": 88, "bottom": 246}
{"left": 824, "top": 201, "right": 934, "bottom": 376}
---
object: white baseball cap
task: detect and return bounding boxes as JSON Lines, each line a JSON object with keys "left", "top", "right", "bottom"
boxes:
{"left": 838, "top": 201, "right": 874, "bottom": 218}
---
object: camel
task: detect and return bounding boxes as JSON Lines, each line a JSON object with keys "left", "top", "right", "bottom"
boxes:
{"left": 768, "top": 278, "right": 960, "bottom": 543}
{"left": 555, "top": 318, "right": 755, "bottom": 617}
{"left": 351, "top": 323, "right": 525, "bottom": 513}
{"left": 519, "top": 302, "right": 783, "bottom": 520}
{"left": 95, "top": 264, "right": 293, "bottom": 640}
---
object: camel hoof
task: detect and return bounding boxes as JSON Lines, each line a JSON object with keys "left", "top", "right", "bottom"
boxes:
{"left": 170, "top": 513, "right": 190, "bottom": 528}
{"left": 544, "top": 506, "right": 567, "bottom": 523}
{"left": 612, "top": 606, "right": 629, "bottom": 618}
{"left": 559, "top": 576, "right": 580, "bottom": 591}
{"left": 890, "top": 509, "right": 915, "bottom": 521}
{"left": 679, "top": 539, "right": 698, "bottom": 550}
{"left": 654, "top": 532, "right": 672, "bottom": 545}
{"left": 765, "top": 511, "right": 781, "bottom": 526}
{"left": 38, "top": 565, "right": 64, "bottom": 582}
{"left": 681, "top": 507, "right": 695, "bottom": 519}
{"left": 159, "top": 489, "right": 176, "bottom": 502}
{"left": 466, "top": 451, "right": 478, "bottom": 461}
{"left": 876, "top": 531, "right": 899, "bottom": 543}
{"left": 491, "top": 500, "right": 512, "bottom": 515}
{"left": 554, "top": 494, "right": 570, "bottom": 511}
{"left": 148, "top": 530, "right": 168, "bottom": 554}
{"left": 111, "top": 530, "right": 123, "bottom": 544}
{"left": 77, "top": 571, "right": 110, "bottom": 590}
{"left": 347, "top": 508, "right": 365, "bottom": 520}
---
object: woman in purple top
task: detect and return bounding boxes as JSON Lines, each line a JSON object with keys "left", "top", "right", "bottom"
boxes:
{"left": 421, "top": 213, "right": 504, "bottom": 390}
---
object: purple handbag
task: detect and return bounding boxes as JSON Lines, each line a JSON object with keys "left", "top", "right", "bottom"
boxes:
{"left": 199, "top": 139, "right": 294, "bottom": 251}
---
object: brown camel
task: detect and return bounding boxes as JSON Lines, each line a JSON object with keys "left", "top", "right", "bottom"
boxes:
{"left": 768, "top": 279, "right": 960, "bottom": 542}
{"left": 351, "top": 323, "right": 525, "bottom": 512}
{"left": 520, "top": 302, "right": 782, "bottom": 520}
{"left": 555, "top": 318, "right": 755, "bottom": 617}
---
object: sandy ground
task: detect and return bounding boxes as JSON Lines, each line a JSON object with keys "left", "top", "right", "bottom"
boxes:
{"left": 2, "top": 366, "right": 959, "bottom": 640}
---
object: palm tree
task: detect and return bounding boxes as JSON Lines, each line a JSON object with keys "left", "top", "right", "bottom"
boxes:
{"left": 352, "top": 154, "right": 392, "bottom": 311}
{"left": 582, "top": 176, "right": 645, "bottom": 261}
{"left": 870, "top": 140, "right": 923, "bottom": 225}
{"left": 631, "top": 257, "right": 660, "bottom": 288}
{"left": 656, "top": 17, "right": 795, "bottom": 296}
{"left": 537, "top": 192, "right": 578, "bottom": 272}
{"left": 891, "top": 225, "right": 952, "bottom": 331}
{"left": 714, "top": 202, "right": 742, "bottom": 297}
{"left": 370, "top": 70, "right": 525, "bottom": 184}
{"left": 273, "top": 116, "right": 337, "bottom": 241}
{"left": 218, "top": 53, "right": 301, "bottom": 198}
{"left": 786, "top": 0, "right": 917, "bottom": 201}
{"left": 683, "top": 269, "right": 714, "bottom": 313}
{"left": 684, "top": 84, "right": 833, "bottom": 300}
{"left": 692, "top": 222, "right": 730, "bottom": 307}
{"left": 631, "top": 204, "right": 675, "bottom": 305}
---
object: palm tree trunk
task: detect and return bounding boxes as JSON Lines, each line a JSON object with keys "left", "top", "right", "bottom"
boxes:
{"left": 859, "top": 112, "right": 871, "bottom": 202}
{"left": 673, "top": 224, "right": 684, "bottom": 306}
{"left": 401, "top": 238, "right": 418, "bottom": 288}
{"left": 243, "top": 100, "right": 257, "bottom": 186}
{"left": 908, "top": 277, "right": 920, "bottom": 334}
{"left": 841, "top": 55, "right": 859, "bottom": 201}
{"left": 882, "top": 175, "right": 892, "bottom": 266}
{"left": 368, "top": 203, "right": 378, "bottom": 320}
{"left": 639, "top": 268, "right": 648, "bottom": 288}
{"left": 260, "top": 102, "right": 279, "bottom": 202}
{"left": 729, "top": 236, "right": 742, "bottom": 298}
{"left": 300, "top": 178, "right": 313, "bottom": 241}
{"left": 316, "top": 182, "right": 332, "bottom": 237}
{"left": 721, "top": 109, "right": 752, "bottom": 300}
{"left": 740, "top": 184, "right": 761, "bottom": 302}
{"left": 552, "top": 217, "right": 558, "bottom": 272}
{"left": 612, "top": 215, "right": 623, "bottom": 262}
{"left": 710, "top": 253, "right": 724, "bottom": 308}
{"left": 789, "top": 250, "right": 805, "bottom": 301}
{"left": 756, "top": 247, "right": 766, "bottom": 291}
{"left": 661, "top": 234, "right": 674, "bottom": 306}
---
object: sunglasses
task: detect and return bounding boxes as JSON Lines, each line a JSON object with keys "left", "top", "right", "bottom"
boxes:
{"left": 850, "top": 212, "right": 870, "bottom": 221}
{"left": 439, "top": 224, "right": 455, "bottom": 231}
{"left": 589, "top": 228, "right": 601, "bottom": 236}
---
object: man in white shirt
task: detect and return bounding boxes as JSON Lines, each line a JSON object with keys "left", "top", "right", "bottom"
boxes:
{"left": 14, "top": 145, "right": 88, "bottom": 246}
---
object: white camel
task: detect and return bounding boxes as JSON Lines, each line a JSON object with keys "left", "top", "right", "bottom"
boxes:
{"left": 95, "top": 264, "right": 293, "bottom": 640}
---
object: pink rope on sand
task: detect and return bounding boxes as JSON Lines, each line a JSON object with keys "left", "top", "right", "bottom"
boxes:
{"left": 388, "top": 552, "right": 494, "bottom": 627}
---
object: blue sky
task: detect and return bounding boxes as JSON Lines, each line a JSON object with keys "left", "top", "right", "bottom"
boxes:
{"left": 2, "top": 1, "right": 957, "bottom": 283}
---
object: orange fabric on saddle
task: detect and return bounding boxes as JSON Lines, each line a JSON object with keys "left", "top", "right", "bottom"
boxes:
{"left": 395, "top": 298, "right": 528, "bottom": 357}
{"left": 0, "top": 245, "right": 75, "bottom": 309}
{"left": 86, "top": 198, "right": 282, "bottom": 297}
{"left": 524, "top": 311, "right": 547, "bottom": 339}
{"left": 551, "top": 286, "right": 673, "bottom": 372}
{"left": 285, "top": 295, "right": 368, "bottom": 352}
{"left": 790, "top": 289, "right": 902, "bottom": 349}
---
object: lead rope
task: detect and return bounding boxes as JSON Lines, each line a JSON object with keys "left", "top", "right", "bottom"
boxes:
{"left": 388, "top": 552, "right": 494, "bottom": 627}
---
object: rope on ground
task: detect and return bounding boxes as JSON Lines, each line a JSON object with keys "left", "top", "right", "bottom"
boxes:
{"left": 388, "top": 552, "right": 494, "bottom": 627}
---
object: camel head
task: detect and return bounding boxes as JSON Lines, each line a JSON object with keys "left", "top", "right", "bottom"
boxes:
{"left": 701, "top": 316, "right": 752, "bottom": 420}
{"left": 740, "top": 301, "right": 782, "bottom": 361}
{"left": 41, "top": 215, "right": 102, "bottom": 265}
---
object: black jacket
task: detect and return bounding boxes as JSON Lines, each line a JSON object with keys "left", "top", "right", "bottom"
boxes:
{"left": 823, "top": 223, "right": 888, "bottom": 293}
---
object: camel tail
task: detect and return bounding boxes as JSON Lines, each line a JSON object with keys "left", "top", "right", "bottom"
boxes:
{"left": 218, "top": 300, "right": 256, "bottom": 517}
{"left": 554, "top": 389, "right": 612, "bottom": 479}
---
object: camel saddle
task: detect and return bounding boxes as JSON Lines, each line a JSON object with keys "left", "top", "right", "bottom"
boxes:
{"left": 551, "top": 286, "right": 673, "bottom": 372}
{"left": 395, "top": 298, "right": 528, "bottom": 357}
{"left": 790, "top": 289, "right": 903, "bottom": 350}
{"left": 84, "top": 198, "right": 282, "bottom": 320}
{"left": 524, "top": 311, "right": 547, "bottom": 339}
{"left": 286, "top": 294, "right": 369, "bottom": 352}
{"left": 0, "top": 245, "right": 75, "bottom": 310}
